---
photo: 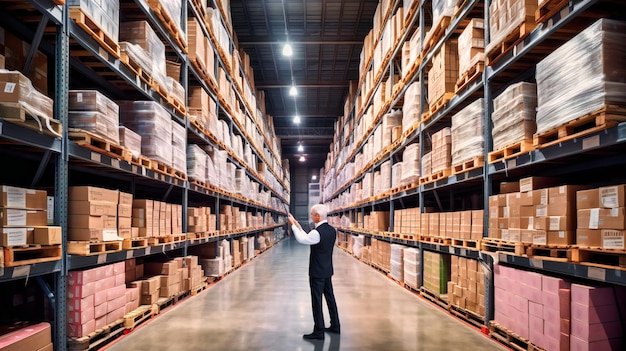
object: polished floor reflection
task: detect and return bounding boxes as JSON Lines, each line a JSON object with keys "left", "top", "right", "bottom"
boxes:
{"left": 105, "top": 237, "right": 507, "bottom": 351}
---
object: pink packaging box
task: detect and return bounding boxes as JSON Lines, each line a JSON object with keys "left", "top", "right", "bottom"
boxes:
{"left": 100, "top": 264, "right": 114, "bottom": 280}
{"left": 95, "top": 276, "right": 116, "bottom": 292}
{"left": 542, "top": 275, "right": 569, "bottom": 293}
{"left": 68, "top": 269, "right": 97, "bottom": 285}
{"left": 124, "top": 301, "right": 135, "bottom": 314}
{"left": 571, "top": 284, "right": 616, "bottom": 307}
{"left": 67, "top": 307, "right": 94, "bottom": 324}
{"left": 511, "top": 294, "right": 529, "bottom": 313}
{"left": 115, "top": 273, "right": 125, "bottom": 287}
{"left": 94, "top": 288, "right": 108, "bottom": 306}
{"left": 571, "top": 302, "right": 621, "bottom": 324}
{"left": 559, "top": 288, "right": 571, "bottom": 319}
{"left": 529, "top": 315, "right": 544, "bottom": 342}
{"left": 113, "top": 261, "right": 125, "bottom": 275}
{"left": 67, "top": 281, "right": 96, "bottom": 299}
{"left": 561, "top": 318, "right": 570, "bottom": 334}
{"left": 523, "top": 271, "right": 543, "bottom": 289}
{"left": 94, "top": 302, "right": 108, "bottom": 319}
{"left": 67, "top": 320, "right": 96, "bottom": 338}
{"left": 107, "top": 284, "right": 127, "bottom": 301}
{"left": 521, "top": 284, "right": 542, "bottom": 304}
{"left": 542, "top": 291, "right": 560, "bottom": 308}
{"left": 529, "top": 301, "right": 543, "bottom": 317}
{"left": 571, "top": 320, "right": 622, "bottom": 342}
{"left": 544, "top": 333, "right": 569, "bottom": 351}
{"left": 570, "top": 335, "right": 622, "bottom": 351}
{"left": 95, "top": 316, "right": 107, "bottom": 330}
{"left": 107, "top": 295, "right": 126, "bottom": 313}
{"left": 67, "top": 295, "right": 94, "bottom": 312}
{"left": 106, "top": 306, "right": 125, "bottom": 324}
{"left": 543, "top": 315, "right": 561, "bottom": 339}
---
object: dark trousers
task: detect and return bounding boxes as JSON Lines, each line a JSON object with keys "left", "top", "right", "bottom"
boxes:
{"left": 309, "top": 276, "right": 340, "bottom": 333}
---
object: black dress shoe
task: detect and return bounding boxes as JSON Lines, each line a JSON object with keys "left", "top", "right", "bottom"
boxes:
{"left": 303, "top": 332, "right": 325, "bottom": 340}
{"left": 324, "top": 327, "right": 340, "bottom": 334}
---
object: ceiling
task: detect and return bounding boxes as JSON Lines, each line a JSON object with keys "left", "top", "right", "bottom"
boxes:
{"left": 229, "top": 0, "right": 380, "bottom": 171}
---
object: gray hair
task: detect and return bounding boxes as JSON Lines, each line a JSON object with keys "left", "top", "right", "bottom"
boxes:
{"left": 311, "top": 204, "right": 328, "bottom": 219}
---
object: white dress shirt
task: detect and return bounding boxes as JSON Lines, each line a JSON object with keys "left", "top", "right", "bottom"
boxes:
{"left": 291, "top": 220, "right": 327, "bottom": 245}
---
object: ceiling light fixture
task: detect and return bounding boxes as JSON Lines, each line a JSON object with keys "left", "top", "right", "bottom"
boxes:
{"left": 297, "top": 143, "right": 304, "bottom": 152}
{"left": 282, "top": 43, "right": 293, "bottom": 57}
{"left": 299, "top": 156, "right": 306, "bottom": 162}
{"left": 293, "top": 115, "right": 301, "bottom": 124}
{"left": 312, "top": 175, "right": 317, "bottom": 180}
{"left": 289, "top": 86, "right": 298, "bottom": 96}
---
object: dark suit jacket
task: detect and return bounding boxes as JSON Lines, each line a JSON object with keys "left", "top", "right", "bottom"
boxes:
{"left": 309, "top": 222, "right": 336, "bottom": 278}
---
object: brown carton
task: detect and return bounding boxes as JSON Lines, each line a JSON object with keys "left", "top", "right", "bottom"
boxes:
{"left": 500, "top": 181, "right": 520, "bottom": 194}
{"left": 1, "top": 186, "right": 47, "bottom": 210}
{"left": 577, "top": 188, "right": 600, "bottom": 210}
{"left": 69, "top": 201, "right": 117, "bottom": 216}
{"left": 519, "top": 177, "right": 558, "bottom": 193}
{"left": 577, "top": 208, "right": 625, "bottom": 230}
{"left": 70, "top": 186, "right": 119, "bottom": 203}
{"left": 0, "top": 208, "right": 47, "bottom": 227}
{"left": 599, "top": 185, "right": 626, "bottom": 208}
{"left": 33, "top": 226, "right": 62, "bottom": 245}
{"left": 575, "top": 229, "right": 624, "bottom": 249}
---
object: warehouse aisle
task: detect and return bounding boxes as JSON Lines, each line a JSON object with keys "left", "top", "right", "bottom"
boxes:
{"left": 105, "top": 238, "right": 506, "bottom": 351}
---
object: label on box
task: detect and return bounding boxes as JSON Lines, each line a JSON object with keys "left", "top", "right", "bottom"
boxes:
{"left": 533, "top": 231, "right": 547, "bottom": 245}
{"left": 549, "top": 217, "right": 561, "bottom": 231}
{"left": 588, "top": 208, "right": 600, "bottom": 229}
{"left": 603, "top": 230, "right": 624, "bottom": 249}
{"left": 5, "top": 208, "right": 26, "bottom": 226}
{"left": 102, "top": 229, "right": 119, "bottom": 241}
{"left": 3, "top": 185, "right": 26, "bottom": 208}
{"left": 4, "top": 82, "right": 16, "bottom": 93}
{"left": 600, "top": 186, "right": 620, "bottom": 208}
{"left": 536, "top": 205, "right": 547, "bottom": 218}
{"left": 2, "top": 227, "right": 27, "bottom": 246}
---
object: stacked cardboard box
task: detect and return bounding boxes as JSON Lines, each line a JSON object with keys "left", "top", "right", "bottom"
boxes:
{"left": 487, "top": 0, "right": 536, "bottom": 56}
{"left": 131, "top": 200, "right": 182, "bottom": 238}
{"left": 365, "top": 211, "right": 390, "bottom": 232}
{"left": 144, "top": 261, "right": 183, "bottom": 298}
{"left": 448, "top": 257, "right": 485, "bottom": 316}
{"left": 68, "top": 90, "right": 120, "bottom": 144}
{"left": 1, "top": 186, "right": 53, "bottom": 247}
{"left": 422, "top": 251, "right": 451, "bottom": 294}
{"left": 119, "top": 101, "right": 173, "bottom": 167}
{"left": 430, "top": 127, "right": 452, "bottom": 174}
{"left": 119, "top": 126, "right": 142, "bottom": 158}
{"left": 403, "top": 247, "right": 420, "bottom": 290}
{"left": 117, "top": 191, "right": 133, "bottom": 239}
{"left": 67, "top": 262, "right": 126, "bottom": 337}
{"left": 427, "top": 40, "right": 458, "bottom": 105}
{"left": 458, "top": 19, "right": 484, "bottom": 77}
{"left": 68, "top": 186, "right": 119, "bottom": 242}
{"left": 491, "top": 82, "right": 537, "bottom": 151}
{"left": 0, "top": 322, "right": 52, "bottom": 350}
{"left": 119, "top": 21, "right": 167, "bottom": 89}
{"left": 577, "top": 185, "right": 626, "bottom": 249}
{"left": 0, "top": 71, "right": 53, "bottom": 120}
{"left": 0, "top": 27, "right": 49, "bottom": 94}
{"left": 536, "top": 19, "right": 626, "bottom": 134}
{"left": 451, "top": 98, "right": 484, "bottom": 165}
{"left": 371, "top": 239, "right": 391, "bottom": 272}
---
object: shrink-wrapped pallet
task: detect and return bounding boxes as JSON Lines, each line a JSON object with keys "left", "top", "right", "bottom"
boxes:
{"left": 458, "top": 19, "right": 484, "bottom": 76}
{"left": 171, "top": 121, "right": 186, "bottom": 172}
{"left": 119, "top": 101, "right": 172, "bottom": 166}
{"left": 68, "top": 90, "right": 120, "bottom": 144}
{"left": 119, "top": 126, "right": 141, "bottom": 158}
{"left": 120, "top": 21, "right": 167, "bottom": 89}
{"left": 431, "top": 127, "right": 451, "bottom": 173}
{"left": 390, "top": 244, "right": 405, "bottom": 282}
{"left": 486, "top": 0, "right": 536, "bottom": 54}
{"left": 451, "top": 98, "right": 484, "bottom": 165}
{"left": 402, "top": 82, "right": 421, "bottom": 134}
{"left": 428, "top": 39, "right": 458, "bottom": 105}
{"left": 186, "top": 144, "right": 207, "bottom": 182}
{"left": 167, "top": 77, "right": 185, "bottom": 107}
{"left": 382, "top": 110, "right": 402, "bottom": 147}
{"left": 403, "top": 247, "right": 421, "bottom": 290}
{"left": 0, "top": 70, "right": 54, "bottom": 120}
{"left": 422, "top": 151, "right": 432, "bottom": 176}
{"left": 425, "top": 0, "right": 455, "bottom": 46}
{"left": 401, "top": 143, "right": 420, "bottom": 185}
{"left": 392, "top": 162, "right": 403, "bottom": 189}
{"left": 536, "top": 19, "right": 626, "bottom": 134}
{"left": 491, "top": 82, "right": 537, "bottom": 150}
{"left": 379, "top": 161, "right": 391, "bottom": 194}
{"left": 69, "top": 0, "right": 119, "bottom": 42}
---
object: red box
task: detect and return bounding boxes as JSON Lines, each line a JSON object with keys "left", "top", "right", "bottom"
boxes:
{"left": 570, "top": 335, "right": 621, "bottom": 351}
{"left": 95, "top": 316, "right": 107, "bottom": 330}
{"left": 94, "top": 289, "right": 108, "bottom": 307}
{"left": 542, "top": 275, "right": 569, "bottom": 293}
{"left": 67, "top": 295, "right": 94, "bottom": 312}
{"left": 67, "top": 320, "right": 95, "bottom": 338}
{"left": 67, "top": 281, "right": 95, "bottom": 299}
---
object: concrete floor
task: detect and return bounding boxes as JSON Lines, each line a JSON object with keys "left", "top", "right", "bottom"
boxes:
{"left": 105, "top": 237, "right": 507, "bottom": 351}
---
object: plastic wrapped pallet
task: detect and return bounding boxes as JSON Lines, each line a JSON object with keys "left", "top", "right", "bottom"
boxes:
{"left": 430, "top": 127, "right": 452, "bottom": 173}
{"left": 118, "top": 126, "right": 141, "bottom": 158}
{"left": 199, "top": 258, "right": 224, "bottom": 277}
{"left": 352, "top": 235, "right": 364, "bottom": 258}
{"left": 487, "top": 0, "right": 536, "bottom": 54}
{"left": 402, "top": 82, "right": 421, "bottom": 135}
{"left": 401, "top": 143, "right": 420, "bottom": 185}
{"left": 392, "top": 162, "right": 403, "bottom": 189}
{"left": 119, "top": 21, "right": 167, "bottom": 89}
{"left": 428, "top": 39, "right": 458, "bottom": 104}
{"left": 69, "top": 0, "right": 119, "bottom": 42}
{"left": 422, "top": 251, "right": 451, "bottom": 294}
{"left": 536, "top": 19, "right": 626, "bottom": 134}
{"left": 0, "top": 70, "right": 54, "bottom": 120}
{"left": 458, "top": 19, "right": 484, "bottom": 76}
{"left": 390, "top": 244, "right": 405, "bottom": 282}
{"left": 403, "top": 247, "right": 420, "bottom": 290}
{"left": 422, "top": 151, "right": 432, "bottom": 177}
{"left": 451, "top": 98, "right": 484, "bottom": 165}
{"left": 380, "top": 161, "right": 391, "bottom": 194}
{"left": 119, "top": 101, "right": 172, "bottom": 166}
{"left": 171, "top": 121, "right": 186, "bottom": 172}
{"left": 491, "top": 82, "right": 537, "bottom": 150}
{"left": 167, "top": 77, "right": 185, "bottom": 107}
{"left": 187, "top": 144, "right": 207, "bottom": 182}
{"left": 432, "top": 0, "right": 455, "bottom": 30}
{"left": 68, "top": 90, "right": 120, "bottom": 144}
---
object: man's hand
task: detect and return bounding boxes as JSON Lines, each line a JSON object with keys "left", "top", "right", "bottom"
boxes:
{"left": 287, "top": 213, "right": 296, "bottom": 225}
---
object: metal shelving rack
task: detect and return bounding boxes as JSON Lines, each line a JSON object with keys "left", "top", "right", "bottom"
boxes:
{"left": 326, "top": 0, "right": 626, "bottom": 334}
{"left": 0, "top": 1, "right": 289, "bottom": 350}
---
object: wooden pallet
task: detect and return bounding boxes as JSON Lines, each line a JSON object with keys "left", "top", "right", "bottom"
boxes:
{"left": 147, "top": 236, "right": 173, "bottom": 246}
{"left": 449, "top": 304, "right": 485, "bottom": 329}
{"left": 146, "top": 0, "right": 188, "bottom": 53}
{"left": 119, "top": 51, "right": 153, "bottom": 87}
{"left": 150, "top": 159, "right": 188, "bottom": 181}
{"left": 526, "top": 244, "right": 573, "bottom": 262}
{"left": 131, "top": 155, "right": 152, "bottom": 168}
{"left": 152, "top": 295, "right": 177, "bottom": 315}
{"left": 451, "top": 238, "right": 479, "bottom": 249}
{"left": 535, "top": 0, "right": 569, "bottom": 24}
{"left": 533, "top": 107, "right": 626, "bottom": 149}
{"left": 68, "top": 240, "right": 123, "bottom": 255}
{"left": 1, "top": 245, "right": 62, "bottom": 267}
{"left": 486, "top": 19, "right": 536, "bottom": 66}
{"left": 422, "top": 16, "right": 452, "bottom": 57}
{"left": 402, "top": 234, "right": 418, "bottom": 241}
{"left": 69, "top": 129, "right": 132, "bottom": 162}
{"left": 488, "top": 139, "right": 534, "bottom": 163}
{"left": 420, "top": 287, "right": 450, "bottom": 310}
{"left": 452, "top": 156, "right": 484, "bottom": 175}
{"left": 489, "top": 322, "right": 545, "bottom": 351}
{"left": 572, "top": 247, "right": 626, "bottom": 270}
{"left": 190, "top": 282, "right": 208, "bottom": 296}
{"left": 67, "top": 319, "right": 125, "bottom": 351}
{"left": 69, "top": 7, "right": 120, "bottom": 58}
{"left": 424, "top": 92, "right": 455, "bottom": 120}
{"left": 455, "top": 61, "right": 484, "bottom": 93}
{"left": 0, "top": 102, "right": 62, "bottom": 137}
{"left": 420, "top": 168, "right": 452, "bottom": 184}
{"left": 421, "top": 236, "right": 452, "bottom": 246}
{"left": 190, "top": 178, "right": 208, "bottom": 188}
{"left": 480, "top": 238, "right": 526, "bottom": 255}
{"left": 123, "top": 305, "right": 156, "bottom": 331}
{"left": 122, "top": 238, "right": 148, "bottom": 250}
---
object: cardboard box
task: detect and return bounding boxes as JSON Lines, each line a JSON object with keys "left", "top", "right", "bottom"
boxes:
{"left": 68, "top": 214, "right": 104, "bottom": 229}
{"left": 577, "top": 229, "right": 625, "bottom": 249}
{"left": 68, "top": 228, "right": 119, "bottom": 241}
{"left": 577, "top": 188, "right": 600, "bottom": 209}
{"left": 67, "top": 320, "right": 95, "bottom": 338}
{"left": 519, "top": 177, "right": 558, "bottom": 193}
{"left": 69, "top": 186, "right": 119, "bottom": 203}
{"left": 140, "top": 276, "right": 160, "bottom": 295}
{"left": 0, "top": 322, "right": 52, "bottom": 351}
{"left": 69, "top": 201, "right": 118, "bottom": 216}
{"left": 1, "top": 227, "right": 31, "bottom": 246}
{"left": 578, "top": 208, "right": 626, "bottom": 229}
{"left": 33, "top": 226, "right": 61, "bottom": 245}
{"left": 547, "top": 230, "right": 574, "bottom": 245}
{"left": 500, "top": 181, "right": 520, "bottom": 194}
{"left": 0, "top": 208, "right": 47, "bottom": 227}
{"left": 599, "top": 185, "right": 625, "bottom": 208}
{"left": 118, "top": 191, "right": 133, "bottom": 206}
{"left": 1, "top": 186, "right": 48, "bottom": 210}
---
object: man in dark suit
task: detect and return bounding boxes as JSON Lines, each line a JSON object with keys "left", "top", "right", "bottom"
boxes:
{"left": 288, "top": 204, "right": 341, "bottom": 340}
